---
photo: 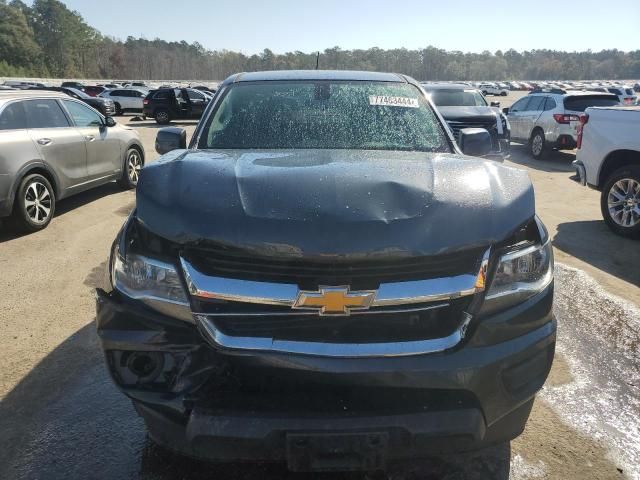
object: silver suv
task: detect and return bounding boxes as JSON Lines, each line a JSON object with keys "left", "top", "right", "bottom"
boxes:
{"left": 504, "top": 89, "right": 619, "bottom": 159}
{"left": 0, "top": 91, "right": 144, "bottom": 232}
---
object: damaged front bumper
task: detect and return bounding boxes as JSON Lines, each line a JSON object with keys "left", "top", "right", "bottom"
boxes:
{"left": 96, "top": 283, "right": 555, "bottom": 468}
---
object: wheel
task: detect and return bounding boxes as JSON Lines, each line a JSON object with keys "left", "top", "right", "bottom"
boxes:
{"left": 155, "top": 110, "right": 171, "bottom": 125}
{"left": 10, "top": 174, "right": 55, "bottom": 232}
{"left": 114, "top": 103, "right": 123, "bottom": 116}
{"left": 600, "top": 166, "right": 640, "bottom": 238}
{"left": 501, "top": 91, "right": 507, "bottom": 96}
{"left": 118, "top": 148, "right": 143, "bottom": 189}
{"left": 482, "top": 90, "right": 488, "bottom": 96}
{"left": 529, "top": 129, "right": 546, "bottom": 160}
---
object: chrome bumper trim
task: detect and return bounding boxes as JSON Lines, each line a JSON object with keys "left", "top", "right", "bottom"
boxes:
{"left": 195, "top": 313, "right": 472, "bottom": 358}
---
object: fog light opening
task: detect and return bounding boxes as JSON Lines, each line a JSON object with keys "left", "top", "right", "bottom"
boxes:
{"left": 126, "top": 352, "right": 164, "bottom": 382}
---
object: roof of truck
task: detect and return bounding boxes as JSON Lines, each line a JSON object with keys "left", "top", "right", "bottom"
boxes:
{"left": 223, "top": 70, "right": 408, "bottom": 85}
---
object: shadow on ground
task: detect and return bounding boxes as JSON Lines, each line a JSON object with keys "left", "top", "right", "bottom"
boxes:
{"left": 507, "top": 144, "right": 575, "bottom": 173}
{"left": 554, "top": 220, "right": 640, "bottom": 286}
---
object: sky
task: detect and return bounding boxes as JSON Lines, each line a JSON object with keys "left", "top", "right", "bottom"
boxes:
{"left": 29, "top": 0, "right": 640, "bottom": 54}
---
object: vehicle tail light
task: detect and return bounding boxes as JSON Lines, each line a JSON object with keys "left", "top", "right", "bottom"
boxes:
{"left": 553, "top": 113, "right": 580, "bottom": 124}
{"left": 143, "top": 99, "right": 149, "bottom": 105}
{"left": 576, "top": 114, "right": 589, "bottom": 149}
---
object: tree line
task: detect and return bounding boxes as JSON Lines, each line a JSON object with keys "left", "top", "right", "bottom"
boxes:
{"left": 1, "top": 0, "right": 639, "bottom": 81}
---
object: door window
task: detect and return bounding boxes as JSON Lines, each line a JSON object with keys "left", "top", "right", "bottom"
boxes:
{"left": 510, "top": 97, "right": 530, "bottom": 112}
{"left": 0, "top": 101, "right": 27, "bottom": 130}
{"left": 63, "top": 100, "right": 103, "bottom": 127}
{"left": 23, "top": 100, "right": 70, "bottom": 128}
{"left": 525, "top": 96, "right": 545, "bottom": 111}
{"left": 187, "top": 90, "right": 205, "bottom": 100}
{"left": 153, "top": 91, "right": 171, "bottom": 100}
{"left": 543, "top": 97, "right": 557, "bottom": 111}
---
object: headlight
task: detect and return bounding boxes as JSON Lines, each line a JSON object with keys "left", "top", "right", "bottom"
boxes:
{"left": 481, "top": 240, "right": 553, "bottom": 314}
{"left": 111, "top": 245, "right": 192, "bottom": 322}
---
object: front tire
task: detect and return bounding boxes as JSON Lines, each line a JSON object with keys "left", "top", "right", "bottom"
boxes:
{"left": 530, "top": 129, "right": 546, "bottom": 160}
{"left": 501, "top": 91, "right": 507, "bottom": 96}
{"left": 600, "top": 166, "right": 640, "bottom": 238}
{"left": 10, "top": 174, "right": 56, "bottom": 232}
{"left": 114, "top": 103, "right": 123, "bottom": 116}
{"left": 118, "top": 148, "right": 143, "bottom": 189}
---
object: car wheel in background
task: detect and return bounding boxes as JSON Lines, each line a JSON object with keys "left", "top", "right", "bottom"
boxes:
{"left": 118, "top": 147, "right": 143, "bottom": 189}
{"left": 10, "top": 174, "right": 56, "bottom": 232}
{"left": 501, "top": 91, "right": 507, "bottom": 96}
{"left": 530, "top": 129, "right": 546, "bottom": 160}
{"left": 600, "top": 166, "right": 640, "bottom": 238}
{"left": 155, "top": 110, "right": 171, "bottom": 125}
{"left": 114, "top": 103, "right": 123, "bottom": 115}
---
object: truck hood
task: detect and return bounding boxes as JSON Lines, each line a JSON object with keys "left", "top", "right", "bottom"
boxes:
{"left": 437, "top": 106, "right": 500, "bottom": 122}
{"left": 136, "top": 149, "right": 534, "bottom": 258}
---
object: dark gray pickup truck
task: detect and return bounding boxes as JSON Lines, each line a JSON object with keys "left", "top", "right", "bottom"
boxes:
{"left": 97, "top": 70, "right": 555, "bottom": 472}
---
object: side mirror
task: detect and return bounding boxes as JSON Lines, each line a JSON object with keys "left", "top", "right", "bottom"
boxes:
{"left": 105, "top": 116, "right": 116, "bottom": 127}
{"left": 502, "top": 107, "right": 510, "bottom": 115}
{"left": 491, "top": 101, "right": 500, "bottom": 107}
{"left": 155, "top": 127, "right": 186, "bottom": 155}
{"left": 459, "top": 128, "right": 492, "bottom": 157}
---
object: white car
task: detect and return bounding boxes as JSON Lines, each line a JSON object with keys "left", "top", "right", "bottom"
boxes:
{"left": 505, "top": 89, "right": 619, "bottom": 159}
{"left": 99, "top": 88, "right": 147, "bottom": 115}
{"left": 573, "top": 105, "right": 640, "bottom": 237}
{"left": 478, "top": 83, "right": 508, "bottom": 96}
{"left": 605, "top": 86, "right": 637, "bottom": 106}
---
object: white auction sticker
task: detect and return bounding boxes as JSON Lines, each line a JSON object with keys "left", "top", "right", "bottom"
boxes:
{"left": 369, "top": 96, "right": 419, "bottom": 108}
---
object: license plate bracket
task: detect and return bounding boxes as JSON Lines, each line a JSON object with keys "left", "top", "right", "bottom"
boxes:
{"left": 286, "top": 431, "right": 388, "bottom": 472}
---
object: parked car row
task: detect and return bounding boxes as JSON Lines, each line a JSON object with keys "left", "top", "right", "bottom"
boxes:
{"left": 463, "top": 80, "right": 639, "bottom": 97}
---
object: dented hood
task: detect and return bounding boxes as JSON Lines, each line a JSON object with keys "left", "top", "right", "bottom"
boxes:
{"left": 136, "top": 149, "right": 534, "bottom": 258}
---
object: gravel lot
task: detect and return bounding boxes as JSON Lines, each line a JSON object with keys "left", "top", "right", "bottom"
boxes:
{"left": 0, "top": 91, "right": 638, "bottom": 479}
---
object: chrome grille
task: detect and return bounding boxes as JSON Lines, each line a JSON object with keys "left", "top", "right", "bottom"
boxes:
{"left": 447, "top": 119, "right": 499, "bottom": 149}
{"left": 182, "top": 246, "right": 486, "bottom": 289}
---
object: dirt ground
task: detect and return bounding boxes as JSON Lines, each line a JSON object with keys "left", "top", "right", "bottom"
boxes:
{"left": 0, "top": 92, "right": 638, "bottom": 479}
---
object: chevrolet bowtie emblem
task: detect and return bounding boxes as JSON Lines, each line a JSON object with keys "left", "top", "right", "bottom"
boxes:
{"left": 293, "top": 286, "right": 377, "bottom": 316}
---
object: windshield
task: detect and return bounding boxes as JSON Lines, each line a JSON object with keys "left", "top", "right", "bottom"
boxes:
{"left": 428, "top": 89, "right": 488, "bottom": 107}
{"left": 198, "top": 81, "right": 450, "bottom": 152}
